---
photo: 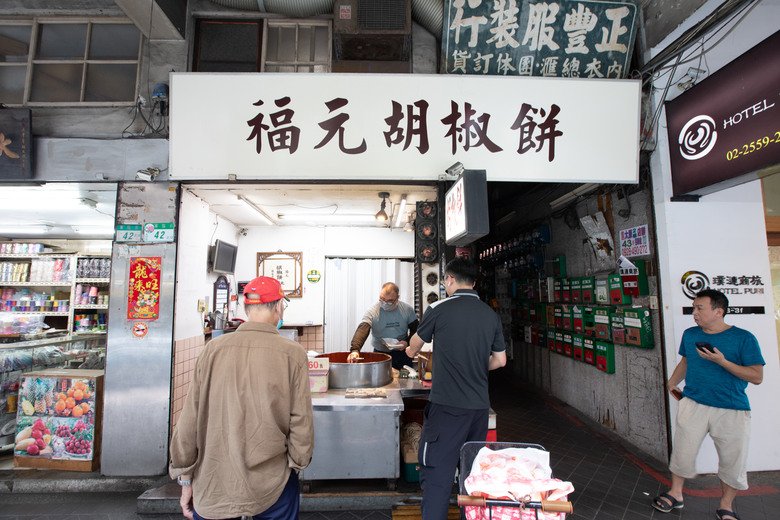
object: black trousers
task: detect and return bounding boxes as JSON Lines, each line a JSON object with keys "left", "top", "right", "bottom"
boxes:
{"left": 418, "top": 402, "right": 489, "bottom": 520}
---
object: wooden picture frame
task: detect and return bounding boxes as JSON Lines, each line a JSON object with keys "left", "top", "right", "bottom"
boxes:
{"left": 257, "top": 252, "right": 303, "bottom": 298}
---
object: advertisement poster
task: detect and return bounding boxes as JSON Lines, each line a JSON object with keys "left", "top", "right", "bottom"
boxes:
{"left": 619, "top": 224, "right": 649, "bottom": 257}
{"left": 127, "top": 257, "right": 161, "bottom": 319}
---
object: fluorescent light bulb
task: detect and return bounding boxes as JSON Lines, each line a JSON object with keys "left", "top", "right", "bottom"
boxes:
{"left": 0, "top": 225, "right": 52, "bottom": 234}
{"left": 277, "top": 214, "right": 376, "bottom": 223}
{"left": 549, "top": 183, "right": 598, "bottom": 210}
{"left": 237, "top": 195, "right": 275, "bottom": 225}
{"left": 72, "top": 225, "right": 114, "bottom": 237}
{"left": 394, "top": 195, "right": 407, "bottom": 228}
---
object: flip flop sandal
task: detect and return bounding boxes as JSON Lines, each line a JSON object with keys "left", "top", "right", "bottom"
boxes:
{"left": 652, "top": 492, "right": 684, "bottom": 513}
{"left": 716, "top": 509, "right": 741, "bottom": 520}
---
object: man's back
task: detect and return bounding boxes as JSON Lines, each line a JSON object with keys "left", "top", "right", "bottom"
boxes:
{"left": 416, "top": 289, "right": 504, "bottom": 409}
{"left": 169, "top": 321, "right": 314, "bottom": 519}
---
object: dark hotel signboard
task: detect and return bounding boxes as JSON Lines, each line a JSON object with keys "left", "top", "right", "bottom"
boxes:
{"left": 0, "top": 108, "right": 32, "bottom": 181}
{"left": 665, "top": 30, "right": 780, "bottom": 197}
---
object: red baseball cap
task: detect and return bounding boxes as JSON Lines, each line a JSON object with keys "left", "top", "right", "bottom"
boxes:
{"left": 243, "top": 276, "right": 287, "bottom": 303}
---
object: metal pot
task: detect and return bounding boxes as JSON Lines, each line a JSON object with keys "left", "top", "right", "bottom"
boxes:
{"left": 316, "top": 352, "right": 392, "bottom": 389}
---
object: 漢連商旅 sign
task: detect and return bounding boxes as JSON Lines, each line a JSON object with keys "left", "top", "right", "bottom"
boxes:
{"left": 680, "top": 270, "right": 766, "bottom": 315}
{"left": 442, "top": 0, "right": 640, "bottom": 79}
{"left": 169, "top": 73, "right": 640, "bottom": 184}
{"left": 307, "top": 270, "right": 321, "bottom": 283}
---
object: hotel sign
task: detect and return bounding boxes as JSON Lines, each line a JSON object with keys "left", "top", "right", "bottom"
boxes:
{"left": 666, "top": 30, "right": 780, "bottom": 197}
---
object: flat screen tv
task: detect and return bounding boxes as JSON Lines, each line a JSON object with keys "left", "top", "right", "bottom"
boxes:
{"left": 210, "top": 239, "right": 238, "bottom": 274}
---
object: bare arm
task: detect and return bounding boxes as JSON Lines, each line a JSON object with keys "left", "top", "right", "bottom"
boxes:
{"left": 488, "top": 350, "right": 506, "bottom": 370}
{"left": 697, "top": 347, "right": 764, "bottom": 384}
{"left": 405, "top": 333, "right": 425, "bottom": 359}
{"left": 667, "top": 356, "right": 687, "bottom": 399}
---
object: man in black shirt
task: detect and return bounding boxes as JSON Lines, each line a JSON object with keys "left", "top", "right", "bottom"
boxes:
{"left": 405, "top": 257, "right": 506, "bottom": 520}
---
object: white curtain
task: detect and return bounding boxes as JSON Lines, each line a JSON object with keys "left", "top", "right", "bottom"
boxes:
{"left": 324, "top": 258, "right": 415, "bottom": 353}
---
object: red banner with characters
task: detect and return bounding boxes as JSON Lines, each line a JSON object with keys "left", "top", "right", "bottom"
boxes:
{"left": 128, "top": 257, "right": 161, "bottom": 319}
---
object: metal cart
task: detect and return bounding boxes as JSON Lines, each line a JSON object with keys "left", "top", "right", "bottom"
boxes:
{"left": 457, "top": 441, "right": 573, "bottom": 519}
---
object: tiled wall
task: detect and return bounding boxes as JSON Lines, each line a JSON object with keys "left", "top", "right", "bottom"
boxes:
{"left": 169, "top": 326, "right": 325, "bottom": 433}
{"left": 171, "top": 334, "right": 206, "bottom": 430}
{"left": 298, "top": 325, "right": 324, "bottom": 352}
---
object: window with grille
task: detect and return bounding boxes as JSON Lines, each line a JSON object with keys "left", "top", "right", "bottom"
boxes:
{"left": 193, "top": 18, "right": 331, "bottom": 73}
{"left": 0, "top": 20, "right": 141, "bottom": 106}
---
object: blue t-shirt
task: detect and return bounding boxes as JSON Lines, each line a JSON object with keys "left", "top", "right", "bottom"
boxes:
{"left": 361, "top": 300, "right": 417, "bottom": 353}
{"left": 679, "top": 325, "right": 765, "bottom": 410}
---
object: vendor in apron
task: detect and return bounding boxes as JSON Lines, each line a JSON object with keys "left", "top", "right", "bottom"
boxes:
{"left": 347, "top": 282, "right": 419, "bottom": 370}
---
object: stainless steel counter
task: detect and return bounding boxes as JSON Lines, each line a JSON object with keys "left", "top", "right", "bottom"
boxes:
{"left": 301, "top": 377, "right": 429, "bottom": 486}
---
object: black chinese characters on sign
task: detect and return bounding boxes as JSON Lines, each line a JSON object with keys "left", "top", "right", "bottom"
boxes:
{"left": 247, "top": 97, "right": 563, "bottom": 162}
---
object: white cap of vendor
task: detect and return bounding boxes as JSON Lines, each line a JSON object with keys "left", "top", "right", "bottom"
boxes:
{"left": 243, "top": 276, "right": 289, "bottom": 303}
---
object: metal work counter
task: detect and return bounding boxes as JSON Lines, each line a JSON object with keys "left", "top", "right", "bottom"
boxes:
{"left": 301, "top": 377, "right": 429, "bottom": 488}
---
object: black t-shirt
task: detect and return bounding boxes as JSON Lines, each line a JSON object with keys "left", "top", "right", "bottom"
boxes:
{"left": 416, "top": 289, "right": 505, "bottom": 409}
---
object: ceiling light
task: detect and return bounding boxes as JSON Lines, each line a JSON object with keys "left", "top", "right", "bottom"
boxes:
{"left": 0, "top": 225, "right": 52, "bottom": 235}
{"left": 549, "top": 183, "right": 599, "bottom": 210}
{"left": 237, "top": 195, "right": 275, "bottom": 225}
{"left": 394, "top": 194, "right": 407, "bottom": 228}
{"left": 277, "top": 213, "right": 376, "bottom": 223}
{"left": 72, "top": 225, "right": 114, "bottom": 237}
{"left": 376, "top": 192, "right": 389, "bottom": 221}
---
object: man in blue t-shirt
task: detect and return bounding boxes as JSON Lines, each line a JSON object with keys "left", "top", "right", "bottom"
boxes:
{"left": 405, "top": 257, "right": 506, "bottom": 520}
{"left": 652, "top": 289, "right": 764, "bottom": 520}
{"left": 347, "top": 282, "right": 418, "bottom": 369}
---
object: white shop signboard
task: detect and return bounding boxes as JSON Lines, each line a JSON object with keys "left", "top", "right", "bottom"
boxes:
{"left": 169, "top": 73, "right": 640, "bottom": 183}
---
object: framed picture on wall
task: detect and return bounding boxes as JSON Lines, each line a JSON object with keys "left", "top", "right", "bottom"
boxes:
{"left": 257, "top": 252, "right": 303, "bottom": 298}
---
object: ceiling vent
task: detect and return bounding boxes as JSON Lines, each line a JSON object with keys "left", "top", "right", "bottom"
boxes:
{"left": 334, "top": 0, "right": 411, "bottom": 61}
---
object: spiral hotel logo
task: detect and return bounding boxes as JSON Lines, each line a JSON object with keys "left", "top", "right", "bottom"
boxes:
{"left": 680, "top": 271, "right": 710, "bottom": 300}
{"left": 678, "top": 115, "right": 718, "bottom": 161}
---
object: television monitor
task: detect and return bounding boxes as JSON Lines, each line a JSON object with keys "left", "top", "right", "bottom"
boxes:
{"left": 444, "top": 169, "right": 489, "bottom": 246}
{"left": 210, "top": 239, "right": 238, "bottom": 274}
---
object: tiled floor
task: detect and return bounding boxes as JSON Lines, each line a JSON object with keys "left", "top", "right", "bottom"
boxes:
{"left": 0, "top": 372, "right": 778, "bottom": 519}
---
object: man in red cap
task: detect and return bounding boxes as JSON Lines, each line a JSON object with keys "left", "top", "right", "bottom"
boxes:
{"left": 170, "top": 276, "right": 314, "bottom": 520}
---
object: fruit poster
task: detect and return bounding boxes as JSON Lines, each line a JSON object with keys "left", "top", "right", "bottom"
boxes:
{"left": 127, "top": 257, "right": 161, "bottom": 319}
{"left": 15, "top": 375, "right": 98, "bottom": 461}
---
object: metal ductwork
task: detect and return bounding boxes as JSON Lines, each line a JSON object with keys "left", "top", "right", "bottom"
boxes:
{"left": 207, "top": 0, "right": 443, "bottom": 39}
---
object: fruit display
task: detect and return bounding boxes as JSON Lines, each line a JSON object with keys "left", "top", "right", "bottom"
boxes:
{"left": 14, "top": 418, "right": 52, "bottom": 456}
{"left": 17, "top": 376, "right": 95, "bottom": 419}
{"left": 15, "top": 371, "right": 100, "bottom": 464}
{"left": 15, "top": 415, "right": 95, "bottom": 460}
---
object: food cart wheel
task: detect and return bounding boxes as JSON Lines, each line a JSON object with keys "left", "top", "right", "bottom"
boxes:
{"left": 387, "top": 478, "right": 397, "bottom": 491}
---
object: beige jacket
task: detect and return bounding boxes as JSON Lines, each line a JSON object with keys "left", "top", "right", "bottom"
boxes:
{"left": 169, "top": 321, "right": 314, "bottom": 518}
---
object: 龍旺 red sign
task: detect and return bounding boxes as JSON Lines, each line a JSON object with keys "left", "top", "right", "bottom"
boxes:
{"left": 128, "top": 257, "right": 161, "bottom": 319}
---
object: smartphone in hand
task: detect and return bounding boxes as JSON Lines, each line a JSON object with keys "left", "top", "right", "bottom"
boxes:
{"left": 696, "top": 342, "right": 715, "bottom": 353}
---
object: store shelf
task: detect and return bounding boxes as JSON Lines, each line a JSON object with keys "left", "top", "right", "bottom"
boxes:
{"left": 0, "top": 253, "right": 75, "bottom": 259}
{"left": 2, "top": 252, "right": 111, "bottom": 335}
{"left": 2, "top": 311, "right": 69, "bottom": 316}
{"left": 0, "top": 281, "right": 73, "bottom": 287}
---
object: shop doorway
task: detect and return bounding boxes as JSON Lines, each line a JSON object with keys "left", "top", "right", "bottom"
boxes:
{"left": 323, "top": 258, "right": 414, "bottom": 353}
